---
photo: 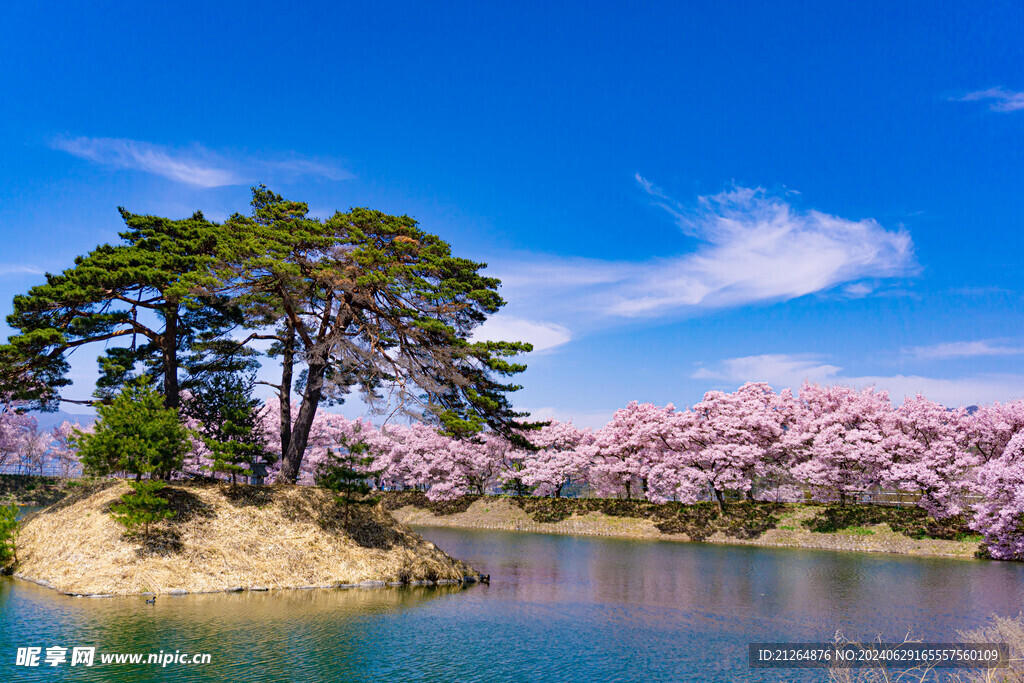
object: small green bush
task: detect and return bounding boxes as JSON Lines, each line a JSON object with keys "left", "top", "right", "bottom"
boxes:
{"left": 0, "top": 503, "right": 20, "bottom": 568}
{"left": 110, "top": 480, "right": 174, "bottom": 541}
{"left": 316, "top": 441, "right": 381, "bottom": 524}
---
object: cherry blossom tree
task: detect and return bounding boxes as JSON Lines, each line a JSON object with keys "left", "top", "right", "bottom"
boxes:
{"left": 518, "top": 421, "right": 594, "bottom": 497}
{"left": 971, "top": 431, "right": 1024, "bottom": 560}
{"left": 964, "top": 400, "right": 1024, "bottom": 464}
{"left": 0, "top": 398, "right": 35, "bottom": 472}
{"left": 370, "top": 422, "right": 448, "bottom": 492}
{"left": 788, "top": 383, "right": 893, "bottom": 505}
{"left": 364, "top": 421, "right": 502, "bottom": 500}
{"left": 681, "top": 383, "right": 792, "bottom": 510}
{"left": 51, "top": 421, "right": 86, "bottom": 477}
{"left": 16, "top": 420, "right": 51, "bottom": 476}
{"left": 589, "top": 402, "right": 685, "bottom": 501}
{"left": 883, "top": 395, "right": 973, "bottom": 517}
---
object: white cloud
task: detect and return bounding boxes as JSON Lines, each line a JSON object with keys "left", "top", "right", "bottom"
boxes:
{"left": 693, "top": 354, "right": 842, "bottom": 387}
{"left": 471, "top": 315, "right": 572, "bottom": 353}
{"left": 51, "top": 137, "right": 238, "bottom": 187}
{"left": 955, "top": 87, "right": 1024, "bottom": 112}
{"left": 695, "top": 353, "right": 1024, "bottom": 407}
{"left": 488, "top": 181, "right": 916, "bottom": 334}
{"left": 904, "top": 339, "right": 1024, "bottom": 360}
{"left": 50, "top": 136, "right": 351, "bottom": 187}
{"left": 619, "top": 180, "right": 916, "bottom": 315}
{"left": 0, "top": 264, "right": 43, "bottom": 277}
{"left": 842, "top": 282, "right": 875, "bottom": 298}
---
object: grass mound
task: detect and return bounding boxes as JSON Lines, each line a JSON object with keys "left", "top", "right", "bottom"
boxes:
{"left": 15, "top": 482, "right": 479, "bottom": 596}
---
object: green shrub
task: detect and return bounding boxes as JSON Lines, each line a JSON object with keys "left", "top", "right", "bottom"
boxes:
{"left": 74, "top": 378, "right": 189, "bottom": 480}
{"left": 110, "top": 480, "right": 174, "bottom": 541}
{"left": 0, "top": 503, "right": 20, "bottom": 568}
{"left": 316, "top": 442, "right": 380, "bottom": 524}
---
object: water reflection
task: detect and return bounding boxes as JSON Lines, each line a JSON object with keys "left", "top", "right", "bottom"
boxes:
{"left": 417, "top": 528, "right": 1024, "bottom": 681}
{"left": 0, "top": 582, "right": 464, "bottom": 682}
{"left": 1, "top": 527, "right": 1021, "bottom": 682}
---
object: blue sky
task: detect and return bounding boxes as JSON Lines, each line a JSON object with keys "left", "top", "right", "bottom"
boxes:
{"left": 2, "top": 1, "right": 1024, "bottom": 426}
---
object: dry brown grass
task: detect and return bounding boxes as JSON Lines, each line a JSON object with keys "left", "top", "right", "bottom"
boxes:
{"left": 14, "top": 481, "right": 478, "bottom": 596}
{"left": 828, "top": 614, "right": 1024, "bottom": 683}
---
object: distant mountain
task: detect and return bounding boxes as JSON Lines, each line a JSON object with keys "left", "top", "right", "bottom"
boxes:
{"left": 29, "top": 410, "right": 96, "bottom": 431}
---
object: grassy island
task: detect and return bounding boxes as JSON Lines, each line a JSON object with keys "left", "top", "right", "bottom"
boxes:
{"left": 12, "top": 481, "right": 482, "bottom": 597}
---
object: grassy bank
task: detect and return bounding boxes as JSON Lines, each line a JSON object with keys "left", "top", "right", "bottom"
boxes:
{"left": 0, "top": 474, "right": 84, "bottom": 507}
{"left": 382, "top": 492, "right": 985, "bottom": 560}
{"left": 13, "top": 482, "right": 482, "bottom": 596}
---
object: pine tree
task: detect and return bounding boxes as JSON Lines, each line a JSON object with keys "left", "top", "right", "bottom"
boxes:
{"left": 315, "top": 438, "right": 381, "bottom": 523}
{"left": 181, "top": 372, "right": 270, "bottom": 489}
{"left": 219, "top": 187, "right": 536, "bottom": 483}
{"left": 73, "top": 377, "right": 189, "bottom": 480}
{"left": 2, "top": 209, "right": 230, "bottom": 411}
{"left": 110, "top": 479, "right": 174, "bottom": 542}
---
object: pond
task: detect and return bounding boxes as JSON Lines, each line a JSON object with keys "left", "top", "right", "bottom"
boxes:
{"left": 0, "top": 526, "right": 1021, "bottom": 681}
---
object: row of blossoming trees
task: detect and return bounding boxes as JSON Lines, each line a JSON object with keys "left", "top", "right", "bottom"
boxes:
{"left": 0, "top": 403, "right": 80, "bottom": 477}
{"left": 198, "top": 383, "right": 1024, "bottom": 560}
{"left": 3, "top": 382, "right": 1024, "bottom": 559}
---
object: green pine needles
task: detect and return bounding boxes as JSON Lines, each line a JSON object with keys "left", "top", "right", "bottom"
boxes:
{"left": 182, "top": 372, "right": 270, "bottom": 490}
{"left": 0, "top": 503, "right": 20, "bottom": 569}
{"left": 110, "top": 479, "right": 174, "bottom": 541}
{"left": 73, "top": 377, "right": 190, "bottom": 480}
{"left": 315, "top": 436, "right": 381, "bottom": 523}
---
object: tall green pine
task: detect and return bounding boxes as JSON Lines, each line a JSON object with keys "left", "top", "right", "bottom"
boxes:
{"left": 73, "top": 377, "right": 190, "bottom": 480}
{"left": 181, "top": 372, "right": 270, "bottom": 488}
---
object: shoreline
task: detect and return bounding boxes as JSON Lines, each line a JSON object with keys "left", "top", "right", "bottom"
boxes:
{"left": 385, "top": 495, "right": 984, "bottom": 561}
{"left": 10, "top": 571, "right": 478, "bottom": 599}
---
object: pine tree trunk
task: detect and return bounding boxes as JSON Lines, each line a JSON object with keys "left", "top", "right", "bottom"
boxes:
{"left": 279, "top": 319, "right": 295, "bottom": 458}
{"left": 162, "top": 306, "right": 180, "bottom": 409}
{"left": 278, "top": 359, "right": 327, "bottom": 483}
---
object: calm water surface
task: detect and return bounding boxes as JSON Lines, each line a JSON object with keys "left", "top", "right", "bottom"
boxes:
{"left": 1, "top": 526, "right": 1021, "bottom": 682}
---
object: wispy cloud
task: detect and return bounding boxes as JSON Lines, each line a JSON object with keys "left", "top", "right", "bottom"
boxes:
{"left": 694, "top": 353, "right": 1024, "bottom": 407}
{"left": 0, "top": 264, "right": 44, "bottom": 277}
{"left": 842, "top": 282, "right": 875, "bottom": 298}
{"left": 625, "top": 178, "right": 916, "bottom": 314}
{"left": 49, "top": 136, "right": 351, "bottom": 188}
{"left": 471, "top": 315, "right": 572, "bottom": 353}
{"left": 489, "top": 180, "right": 916, "bottom": 332}
{"left": 693, "top": 354, "right": 843, "bottom": 386}
{"left": 903, "top": 339, "right": 1024, "bottom": 360}
{"left": 954, "top": 87, "right": 1024, "bottom": 112}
